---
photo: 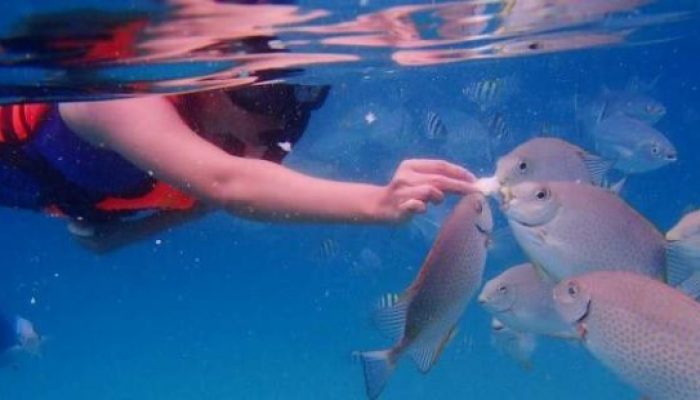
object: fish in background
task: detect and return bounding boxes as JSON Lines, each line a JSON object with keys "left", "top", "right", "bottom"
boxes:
{"left": 554, "top": 271, "right": 700, "bottom": 400}
{"left": 479, "top": 263, "right": 576, "bottom": 338}
{"left": 0, "top": 315, "right": 43, "bottom": 369}
{"left": 592, "top": 115, "right": 677, "bottom": 174}
{"left": 423, "top": 111, "right": 449, "bottom": 143}
{"left": 574, "top": 79, "right": 676, "bottom": 174}
{"left": 489, "top": 318, "right": 536, "bottom": 371}
{"left": 440, "top": 109, "right": 504, "bottom": 168}
{"left": 462, "top": 76, "right": 519, "bottom": 111}
{"left": 576, "top": 78, "right": 667, "bottom": 133}
{"left": 358, "top": 193, "right": 492, "bottom": 400}
{"left": 502, "top": 181, "right": 666, "bottom": 282}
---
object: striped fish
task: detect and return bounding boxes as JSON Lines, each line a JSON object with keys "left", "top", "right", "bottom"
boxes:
{"left": 358, "top": 193, "right": 493, "bottom": 399}
{"left": 462, "top": 76, "right": 518, "bottom": 110}
{"left": 487, "top": 112, "right": 508, "bottom": 140}
{"left": 424, "top": 111, "right": 448, "bottom": 141}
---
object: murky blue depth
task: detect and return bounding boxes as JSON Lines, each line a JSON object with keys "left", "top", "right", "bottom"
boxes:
{"left": 0, "top": 0, "right": 699, "bottom": 399}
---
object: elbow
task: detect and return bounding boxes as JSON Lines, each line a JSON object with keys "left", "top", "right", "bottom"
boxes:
{"left": 191, "top": 160, "right": 260, "bottom": 216}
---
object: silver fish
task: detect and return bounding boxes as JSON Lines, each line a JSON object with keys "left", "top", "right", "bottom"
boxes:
{"left": 479, "top": 263, "right": 575, "bottom": 338}
{"left": 593, "top": 115, "right": 677, "bottom": 174}
{"left": 554, "top": 271, "right": 700, "bottom": 400}
{"left": 494, "top": 137, "right": 611, "bottom": 188}
{"left": 489, "top": 318, "right": 536, "bottom": 371}
{"left": 359, "top": 193, "right": 493, "bottom": 399}
{"left": 502, "top": 181, "right": 666, "bottom": 281}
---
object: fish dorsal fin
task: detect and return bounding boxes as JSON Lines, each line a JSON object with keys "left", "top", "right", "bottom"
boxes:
{"left": 373, "top": 293, "right": 408, "bottom": 340}
{"left": 580, "top": 152, "right": 613, "bottom": 186}
{"left": 408, "top": 325, "right": 458, "bottom": 374}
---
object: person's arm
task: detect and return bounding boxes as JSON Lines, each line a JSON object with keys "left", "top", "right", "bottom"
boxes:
{"left": 59, "top": 96, "right": 476, "bottom": 223}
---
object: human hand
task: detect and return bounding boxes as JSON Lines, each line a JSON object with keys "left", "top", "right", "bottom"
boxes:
{"left": 375, "top": 159, "right": 478, "bottom": 222}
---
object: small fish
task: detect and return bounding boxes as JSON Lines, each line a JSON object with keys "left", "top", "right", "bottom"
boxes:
{"left": 493, "top": 137, "right": 612, "bottom": 188}
{"left": 593, "top": 115, "right": 677, "bottom": 174}
{"left": 487, "top": 112, "right": 508, "bottom": 141}
{"left": 665, "top": 210, "right": 700, "bottom": 296}
{"left": 489, "top": 318, "right": 536, "bottom": 370}
{"left": 479, "top": 263, "right": 576, "bottom": 338}
{"left": 554, "top": 271, "right": 700, "bottom": 400}
{"left": 462, "top": 77, "right": 516, "bottom": 110}
{"left": 358, "top": 194, "right": 493, "bottom": 399}
{"left": 424, "top": 111, "right": 448, "bottom": 142}
{"left": 599, "top": 85, "right": 666, "bottom": 125}
{"left": 313, "top": 238, "right": 341, "bottom": 264}
{"left": 502, "top": 181, "right": 666, "bottom": 281}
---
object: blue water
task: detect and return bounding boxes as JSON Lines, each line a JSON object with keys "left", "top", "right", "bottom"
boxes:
{"left": 0, "top": 1, "right": 699, "bottom": 399}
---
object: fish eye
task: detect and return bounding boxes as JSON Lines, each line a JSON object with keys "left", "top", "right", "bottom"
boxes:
{"left": 518, "top": 160, "right": 528, "bottom": 173}
{"left": 535, "top": 188, "right": 549, "bottom": 201}
{"left": 567, "top": 283, "right": 578, "bottom": 297}
{"left": 498, "top": 285, "right": 508, "bottom": 294}
{"left": 650, "top": 144, "right": 660, "bottom": 155}
{"left": 474, "top": 200, "right": 483, "bottom": 214}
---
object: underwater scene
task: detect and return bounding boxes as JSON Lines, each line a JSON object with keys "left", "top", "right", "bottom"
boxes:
{"left": 0, "top": 0, "right": 699, "bottom": 399}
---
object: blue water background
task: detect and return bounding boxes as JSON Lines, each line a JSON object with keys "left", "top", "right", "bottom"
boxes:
{"left": 0, "top": 2, "right": 699, "bottom": 399}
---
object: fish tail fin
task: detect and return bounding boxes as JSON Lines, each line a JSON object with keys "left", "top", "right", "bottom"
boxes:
{"left": 359, "top": 349, "right": 397, "bottom": 400}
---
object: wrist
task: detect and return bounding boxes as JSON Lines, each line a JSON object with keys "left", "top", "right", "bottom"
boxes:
{"left": 362, "top": 185, "right": 394, "bottom": 223}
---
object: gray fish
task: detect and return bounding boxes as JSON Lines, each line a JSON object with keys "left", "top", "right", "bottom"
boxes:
{"left": 359, "top": 193, "right": 493, "bottom": 399}
{"left": 502, "top": 181, "right": 666, "bottom": 281}
{"left": 554, "top": 271, "right": 700, "bottom": 400}
{"left": 593, "top": 115, "right": 677, "bottom": 174}
{"left": 479, "top": 263, "right": 575, "bottom": 338}
{"left": 489, "top": 318, "right": 536, "bottom": 371}
{"left": 494, "top": 137, "right": 611, "bottom": 188}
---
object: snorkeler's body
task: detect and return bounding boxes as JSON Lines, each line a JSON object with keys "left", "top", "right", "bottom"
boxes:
{"left": 0, "top": 84, "right": 477, "bottom": 252}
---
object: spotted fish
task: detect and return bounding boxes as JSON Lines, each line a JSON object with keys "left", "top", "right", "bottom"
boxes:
{"left": 554, "top": 271, "right": 700, "bottom": 400}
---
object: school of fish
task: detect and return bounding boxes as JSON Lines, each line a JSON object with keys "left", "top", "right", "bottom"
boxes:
{"left": 355, "top": 79, "right": 700, "bottom": 399}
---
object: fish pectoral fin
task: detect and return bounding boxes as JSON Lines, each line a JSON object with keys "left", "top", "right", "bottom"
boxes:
{"left": 581, "top": 153, "right": 613, "bottom": 186}
{"left": 409, "top": 325, "right": 458, "bottom": 374}
{"left": 373, "top": 293, "right": 408, "bottom": 340}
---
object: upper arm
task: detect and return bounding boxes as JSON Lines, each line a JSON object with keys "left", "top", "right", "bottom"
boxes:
{"left": 59, "top": 96, "right": 245, "bottom": 204}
